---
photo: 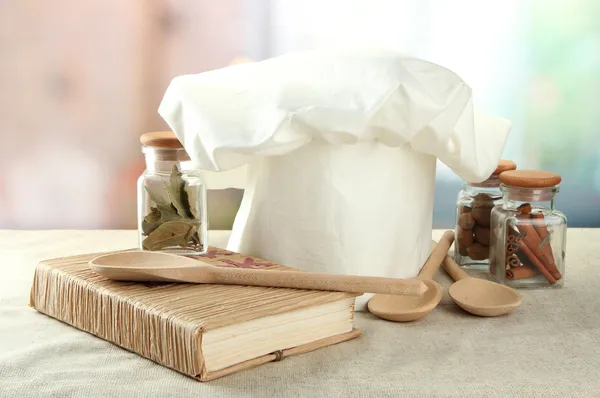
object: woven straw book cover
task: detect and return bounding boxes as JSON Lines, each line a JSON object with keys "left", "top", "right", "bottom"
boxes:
{"left": 29, "top": 247, "right": 361, "bottom": 381}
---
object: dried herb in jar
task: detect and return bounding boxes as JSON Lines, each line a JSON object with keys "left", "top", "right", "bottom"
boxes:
{"left": 141, "top": 165, "right": 202, "bottom": 251}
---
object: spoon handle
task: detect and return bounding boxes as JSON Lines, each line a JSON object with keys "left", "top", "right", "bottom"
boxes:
{"left": 207, "top": 267, "right": 427, "bottom": 296}
{"left": 441, "top": 250, "right": 469, "bottom": 281}
{"left": 420, "top": 231, "right": 455, "bottom": 280}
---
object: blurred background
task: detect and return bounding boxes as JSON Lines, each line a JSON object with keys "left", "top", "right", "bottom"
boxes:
{"left": 1, "top": 0, "right": 598, "bottom": 230}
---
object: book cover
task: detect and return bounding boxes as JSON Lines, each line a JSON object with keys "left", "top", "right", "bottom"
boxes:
{"left": 29, "top": 247, "right": 360, "bottom": 381}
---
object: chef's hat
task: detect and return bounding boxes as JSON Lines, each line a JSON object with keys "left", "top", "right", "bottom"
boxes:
{"left": 159, "top": 48, "right": 510, "bottom": 310}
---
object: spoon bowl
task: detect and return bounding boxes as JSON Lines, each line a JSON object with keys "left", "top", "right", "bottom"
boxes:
{"left": 90, "top": 250, "right": 207, "bottom": 282}
{"left": 448, "top": 278, "right": 522, "bottom": 317}
{"left": 368, "top": 279, "right": 443, "bottom": 322}
{"left": 367, "top": 230, "right": 455, "bottom": 322}
{"left": 442, "top": 253, "right": 522, "bottom": 317}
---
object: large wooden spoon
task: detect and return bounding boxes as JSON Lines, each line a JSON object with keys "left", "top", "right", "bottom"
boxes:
{"left": 89, "top": 251, "right": 427, "bottom": 296}
{"left": 442, "top": 253, "right": 522, "bottom": 316}
{"left": 367, "top": 230, "right": 455, "bottom": 322}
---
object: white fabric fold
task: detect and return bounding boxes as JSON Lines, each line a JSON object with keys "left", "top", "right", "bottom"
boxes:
{"left": 159, "top": 49, "right": 510, "bottom": 184}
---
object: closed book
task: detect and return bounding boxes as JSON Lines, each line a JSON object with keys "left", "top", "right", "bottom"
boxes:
{"left": 29, "top": 247, "right": 360, "bottom": 381}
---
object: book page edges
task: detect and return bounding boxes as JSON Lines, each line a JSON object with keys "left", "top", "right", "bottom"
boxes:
{"left": 199, "top": 328, "right": 361, "bottom": 381}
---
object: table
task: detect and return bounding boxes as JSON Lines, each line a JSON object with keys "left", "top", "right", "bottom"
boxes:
{"left": 1, "top": 229, "right": 599, "bottom": 397}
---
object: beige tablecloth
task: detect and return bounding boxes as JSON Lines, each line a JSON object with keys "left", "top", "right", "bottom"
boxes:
{"left": 1, "top": 229, "right": 599, "bottom": 397}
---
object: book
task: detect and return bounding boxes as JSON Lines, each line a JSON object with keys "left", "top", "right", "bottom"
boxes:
{"left": 29, "top": 247, "right": 360, "bottom": 381}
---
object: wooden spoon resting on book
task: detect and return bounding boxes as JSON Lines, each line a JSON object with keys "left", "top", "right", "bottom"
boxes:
{"left": 367, "top": 230, "right": 454, "bottom": 322}
{"left": 89, "top": 251, "right": 427, "bottom": 297}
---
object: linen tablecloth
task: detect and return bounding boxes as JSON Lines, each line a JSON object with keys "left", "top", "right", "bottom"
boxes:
{"left": 1, "top": 229, "right": 599, "bottom": 397}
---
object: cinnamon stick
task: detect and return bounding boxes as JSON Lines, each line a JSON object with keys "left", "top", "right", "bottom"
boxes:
{"left": 506, "top": 242, "right": 518, "bottom": 254}
{"left": 517, "top": 236, "right": 557, "bottom": 284}
{"left": 507, "top": 229, "right": 522, "bottom": 244}
{"left": 517, "top": 214, "right": 561, "bottom": 281}
{"left": 506, "top": 266, "right": 537, "bottom": 280}
{"left": 530, "top": 213, "right": 561, "bottom": 280}
{"left": 507, "top": 255, "right": 520, "bottom": 268}
{"left": 516, "top": 248, "right": 536, "bottom": 269}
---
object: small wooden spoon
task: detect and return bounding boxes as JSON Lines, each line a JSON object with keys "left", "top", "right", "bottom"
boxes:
{"left": 367, "top": 230, "right": 455, "bottom": 322}
{"left": 442, "top": 254, "right": 522, "bottom": 317}
{"left": 89, "top": 251, "right": 427, "bottom": 296}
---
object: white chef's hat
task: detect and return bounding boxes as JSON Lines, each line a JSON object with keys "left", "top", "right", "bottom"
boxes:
{"left": 159, "top": 48, "right": 510, "bottom": 310}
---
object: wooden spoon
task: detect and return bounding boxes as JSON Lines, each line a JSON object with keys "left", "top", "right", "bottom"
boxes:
{"left": 442, "top": 253, "right": 522, "bottom": 317}
{"left": 367, "top": 230, "right": 455, "bottom": 322}
{"left": 89, "top": 251, "right": 427, "bottom": 296}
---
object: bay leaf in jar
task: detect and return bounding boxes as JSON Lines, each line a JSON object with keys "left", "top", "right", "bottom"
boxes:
{"left": 142, "top": 220, "right": 199, "bottom": 250}
{"left": 185, "top": 184, "right": 199, "bottom": 219}
{"left": 141, "top": 165, "right": 203, "bottom": 251}
{"left": 166, "top": 165, "right": 195, "bottom": 218}
{"left": 141, "top": 207, "right": 162, "bottom": 235}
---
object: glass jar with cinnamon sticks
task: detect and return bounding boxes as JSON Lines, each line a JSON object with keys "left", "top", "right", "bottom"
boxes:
{"left": 454, "top": 160, "right": 517, "bottom": 270}
{"left": 489, "top": 170, "right": 566, "bottom": 287}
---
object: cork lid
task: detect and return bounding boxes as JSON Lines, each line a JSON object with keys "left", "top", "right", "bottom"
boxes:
{"left": 493, "top": 160, "right": 517, "bottom": 175}
{"left": 140, "top": 131, "right": 183, "bottom": 148}
{"left": 499, "top": 170, "right": 562, "bottom": 188}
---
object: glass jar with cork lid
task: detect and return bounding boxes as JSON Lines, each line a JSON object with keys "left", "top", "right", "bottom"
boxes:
{"left": 489, "top": 170, "right": 566, "bottom": 288}
{"left": 137, "top": 131, "right": 207, "bottom": 255}
{"left": 454, "top": 160, "right": 517, "bottom": 270}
